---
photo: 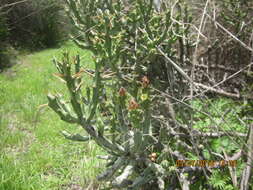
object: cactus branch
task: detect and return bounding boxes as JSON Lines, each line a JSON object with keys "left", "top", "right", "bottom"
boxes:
{"left": 97, "top": 156, "right": 127, "bottom": 181}
{"left": 47, "top": 93, "right": 78, "bottom": 123}
{"left": 61, "top": 130, "right": 90, "bottom": 142}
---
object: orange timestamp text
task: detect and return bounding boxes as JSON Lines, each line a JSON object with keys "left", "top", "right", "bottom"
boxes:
{"left": 176, "top": 160, "right": 237, "bottom": 167}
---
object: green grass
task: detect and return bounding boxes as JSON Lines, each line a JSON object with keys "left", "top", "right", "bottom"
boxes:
{"left": 0, "top": 42, "right": 105, "bottom": 190}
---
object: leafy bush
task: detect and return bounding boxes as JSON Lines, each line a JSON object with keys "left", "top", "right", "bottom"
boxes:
{"left": 0, "top": 11, "right": 8, "bottom": 41}
{"left": 0, "top": 45, "right": 17, "bottom": 70}
{"left": 1, "top": 0, "right": 66, "bottom": 49}
{"left": 0, "top": 10, "right": 14, "bottom": 70}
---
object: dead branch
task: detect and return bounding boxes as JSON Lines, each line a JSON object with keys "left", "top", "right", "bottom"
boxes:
{"left": 195, "top": 64, "right": 253, "bottom": 76}
{"left": 169, "top": 131, "right": 247, "bottom": 138}
{"left": 240, "top": 124, "right": 253, "bottom": 190}
{"left": 195, "top": 83, "right": 253, "bottom": 100}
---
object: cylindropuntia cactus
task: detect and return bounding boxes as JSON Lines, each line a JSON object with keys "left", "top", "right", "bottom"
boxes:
{"left": 47, "top": 0, "right": 247, "bottom": 189}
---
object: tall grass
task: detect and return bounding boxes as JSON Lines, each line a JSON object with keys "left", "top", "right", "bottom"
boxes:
{"left": 0, "top": 42, "right": 105, "bottom": 190}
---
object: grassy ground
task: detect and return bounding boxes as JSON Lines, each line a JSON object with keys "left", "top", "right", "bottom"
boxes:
{"left": 0, "top": 42, "right": 105, "bottom": 190}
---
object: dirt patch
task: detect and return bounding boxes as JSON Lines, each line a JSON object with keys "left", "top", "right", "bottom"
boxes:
{"left": 4, "top": 113, "right": 36, "bottom": 157}
{"left": 61, "top": 180, "right": 103, "bottom": 190}
{"left": 1, "top": 60, "right": 22, "bottom": 80}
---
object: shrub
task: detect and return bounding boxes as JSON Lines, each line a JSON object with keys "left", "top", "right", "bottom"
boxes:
{"left": 0, "top": 8, "right": 13, "bottom": 70}
{"left": 0, "top": 11, "right": 8, "bottom": 42}
{"left": 0, "top": 45, "right": 17, "bottom": 71}
{"left": 1, "top": 0, "right": 66, "bottom": 49}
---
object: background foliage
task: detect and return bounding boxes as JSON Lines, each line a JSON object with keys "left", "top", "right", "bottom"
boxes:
{"left": 1, "top": 0, "right": 65, "bottom": 49}
{"left": 0, "top": 0, "right": 69, "bottom": 70}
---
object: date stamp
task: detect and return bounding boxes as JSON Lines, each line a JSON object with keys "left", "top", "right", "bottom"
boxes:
{"left": 176, "top": 160, "right": 237, "bottom": 167}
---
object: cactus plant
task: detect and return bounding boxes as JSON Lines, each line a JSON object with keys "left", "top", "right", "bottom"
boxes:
{"left": 48, "top": 0, "right": 249, "bottom": 189}
{"left": 47, "top": 0, "right": 193, "bottom": 189}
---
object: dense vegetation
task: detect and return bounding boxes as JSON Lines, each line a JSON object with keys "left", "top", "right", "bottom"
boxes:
{"left": 0, "top": 0, "right": 67, "bottom": 70}
{"left": 0, "top": 0, "right": 253, "bottom": 190}
{"left": 47, "top": 0, "right": 253, "bottom": 189}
